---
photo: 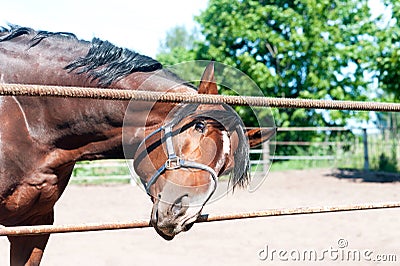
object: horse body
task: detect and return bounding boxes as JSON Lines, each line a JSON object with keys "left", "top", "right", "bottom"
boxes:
{"left": 0, "top": 26, "right": 273, "bottom": 265}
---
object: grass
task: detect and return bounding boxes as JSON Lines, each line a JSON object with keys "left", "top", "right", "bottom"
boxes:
{"left": 69, "top": 176, "right": 132, "bottom": 185}
{"left": 269, "top": 160, "right": 334, "bottom": 171}
{"left": 71, "top": 160, "right": 132, "bottom": 185}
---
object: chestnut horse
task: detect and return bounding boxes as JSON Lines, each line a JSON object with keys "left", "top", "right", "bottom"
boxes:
{"left": 0, "top": 26, "right": 274, "bottom": 265}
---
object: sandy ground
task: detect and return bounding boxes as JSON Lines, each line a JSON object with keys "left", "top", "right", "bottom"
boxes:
{"left": 1, "top": 168, "right": 399, "bottom": 266}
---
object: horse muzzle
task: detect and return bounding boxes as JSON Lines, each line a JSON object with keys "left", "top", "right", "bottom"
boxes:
{"left": 150, "top": 192, "right": 204, "bottom": 240}
{"left": 138, "top": 124, "right": 219, "bottom": 240}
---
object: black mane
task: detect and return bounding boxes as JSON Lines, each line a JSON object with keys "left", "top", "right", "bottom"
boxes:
{"left": 0, "top": 25, "right": 77, "bottom": 46}
{"left": 0, "top": 25, "right": 163, "bottom": 86}
{"left": 65, "top": 38, "right": 162, "bottom": 86}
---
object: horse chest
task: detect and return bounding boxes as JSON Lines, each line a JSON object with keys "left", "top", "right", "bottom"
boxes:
{"left": 0, "top": 173, "right": 59, "bottom": 225}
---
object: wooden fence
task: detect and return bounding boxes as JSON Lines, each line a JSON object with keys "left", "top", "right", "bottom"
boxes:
{"left": 70, "top": 126, "right": 399, "bottom": 183}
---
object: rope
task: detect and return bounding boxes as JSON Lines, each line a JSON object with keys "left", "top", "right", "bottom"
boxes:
{"left": 0, "top": 84, "right": 398, "bottom": 236}
{"left": 1, "top": 83, "right": 400, "bottom": 112}
{"left": 1, "top": 202, "right": 399, "bottom": 236}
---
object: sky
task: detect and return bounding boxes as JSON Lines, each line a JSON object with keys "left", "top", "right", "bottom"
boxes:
{"left": 1, "top": 0, "right": 387, "bottom": 58}
{"left": 0, "top": 0, "right": 208, "bottom": 58}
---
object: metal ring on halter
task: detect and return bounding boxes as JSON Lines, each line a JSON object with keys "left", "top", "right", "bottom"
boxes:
{"left": 139, "top": 124, "right": 218, "bottom": 202}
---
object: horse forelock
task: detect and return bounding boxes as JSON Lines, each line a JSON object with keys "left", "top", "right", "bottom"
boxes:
{"left": 170, "top": 104, "right": 250, "bottom": 190}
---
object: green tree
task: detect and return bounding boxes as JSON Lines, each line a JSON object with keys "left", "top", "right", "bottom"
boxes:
{"left": 375, "top": 1, "right": 400, "bottom": 101}
{"left": 195, "top": 0, "right": 379, "bottom": 128}
{"left": 157, "top": 25, "right": 197, "bottom": 65}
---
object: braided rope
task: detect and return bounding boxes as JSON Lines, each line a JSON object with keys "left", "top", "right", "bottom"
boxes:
{"left": 0, "top": 83, "right": 397, "bottom": 236}
{"left": 1, "top": 83, "right": 399, "bottom": 112}
{"left": 0, "top": 202, "right": 399, "bottom": 236}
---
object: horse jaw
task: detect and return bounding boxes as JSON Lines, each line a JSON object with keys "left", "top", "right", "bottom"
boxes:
{"left": 149, "top": 173, "right": 215, "bottom": 240}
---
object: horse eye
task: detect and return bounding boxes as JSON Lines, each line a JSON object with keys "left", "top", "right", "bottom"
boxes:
{"left": 194, "top": 121, "right": 206, "bottom": 133}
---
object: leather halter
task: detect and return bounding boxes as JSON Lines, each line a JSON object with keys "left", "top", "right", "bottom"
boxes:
{"left": 139, "top": 123, "right": 218, "bottom": 200}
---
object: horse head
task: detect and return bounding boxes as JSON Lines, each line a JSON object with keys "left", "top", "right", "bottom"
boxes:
{"left": 133, "top": 62, "right": 275, "bottom": 240}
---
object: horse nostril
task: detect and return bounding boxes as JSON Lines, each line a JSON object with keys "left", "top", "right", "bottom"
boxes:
{"left": 171, "top": 194, "right": 189, "bottom": 216}
{"left": 184, "top": 222, "right": 195, "bottom": 231}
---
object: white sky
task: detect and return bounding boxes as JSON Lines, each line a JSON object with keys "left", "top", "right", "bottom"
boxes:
{"left": 0, "top": 0, "right": 387, "bottom": 58}
{"left": 0, "top": 0, "right": 208, "bottom": 58}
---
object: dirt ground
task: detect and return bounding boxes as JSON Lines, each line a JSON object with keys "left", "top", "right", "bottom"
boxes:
{"left": 1, "top": 168, "right": 399, "bottom": 266}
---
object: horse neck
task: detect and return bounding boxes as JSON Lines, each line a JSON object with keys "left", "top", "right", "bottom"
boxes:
{"left": 0, "top": 35, "right": 91, "bottom": 86}
{"left": 13, "top": 79, "right": 196, "bottom": 162}
{"left": 1, "top": 35, "right": 197, "bottom": 162}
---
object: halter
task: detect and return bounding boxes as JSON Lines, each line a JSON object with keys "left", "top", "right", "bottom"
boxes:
{"left": 139, "top": 123, "right": 219, "bottom": 201}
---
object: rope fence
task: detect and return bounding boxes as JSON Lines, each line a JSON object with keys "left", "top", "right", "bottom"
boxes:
{"left": 0, "top": 83, "right": 399, "bottom": 236}
{"left": 1, "top": 202, "right": 399, "bottom": 236}
{"left": 1, "top": 83, "right": 400, "bottom": 112}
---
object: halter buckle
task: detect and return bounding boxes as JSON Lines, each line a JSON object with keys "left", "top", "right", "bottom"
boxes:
{"left": 165, "top": 157, "right": 181, "bottom": 170}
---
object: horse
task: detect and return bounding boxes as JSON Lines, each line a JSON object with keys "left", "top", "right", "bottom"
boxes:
{"left": 0, "top": 25, "right": 275, "bottom": 266}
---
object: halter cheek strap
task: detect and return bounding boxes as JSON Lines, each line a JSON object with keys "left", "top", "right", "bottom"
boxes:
{"left": 139, "top": 125, "right": 218, "bottom": 201}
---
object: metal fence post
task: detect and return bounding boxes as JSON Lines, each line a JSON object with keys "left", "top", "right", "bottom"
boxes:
{"left": 363, "top": 128, "right": 369, "bottom": 171}
{"left": 262, "top": 141, "right": 270, "bottom": 175}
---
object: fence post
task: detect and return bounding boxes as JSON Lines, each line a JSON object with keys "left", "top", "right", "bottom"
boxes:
{"left": 335, "top": 131, "right": 342, "bottom": 168}
{"left": 262, "top": 141, "right": 270, "bottom": 175}
{"left": 363, "top": 128, "right": 369, "bottom": 171}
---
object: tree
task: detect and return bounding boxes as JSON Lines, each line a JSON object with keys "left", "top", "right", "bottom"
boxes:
{"left": 374, "top": 1, "right": 400, "bottom": 101}
{"left": 157, "top": 25, "right": 197, "bottom": 65}
{"left": 195, "top": 0, "right": 379, "bottom": 129}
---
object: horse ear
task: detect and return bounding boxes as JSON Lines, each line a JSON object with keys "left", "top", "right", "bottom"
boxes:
{"left": 246, "top": 127, "right": 276, "bottom": 148}
{"left": 198, "top": 62, "right": 218, "bottom": 94}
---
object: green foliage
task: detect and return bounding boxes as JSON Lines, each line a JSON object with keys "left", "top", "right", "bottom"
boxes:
{"left": 374, "top": 1, "right": 400, "bottom": 101}
{"left": 156, "top": 25, "right": 198, "bottom": 65}
{"left": 157, "top": 46, "right": 196, "bottom": 65}
{"left": 71, "top": 160, "right": 131, "bottom": 184}
{"left": 155, "top": 1, "right": 400, "bottom": 160}
{"left": 195, "top": 0, "right": 379, "bottom": 128}
{"left": 377, "top": 152, "right": 398, "bottom": 172}
{"left": 158, "top": 25, "right": 198, "bottom": 53}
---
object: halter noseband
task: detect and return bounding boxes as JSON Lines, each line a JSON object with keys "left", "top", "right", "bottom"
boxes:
{"left": 139, "top": 124, "right": 218, "bottom": 200}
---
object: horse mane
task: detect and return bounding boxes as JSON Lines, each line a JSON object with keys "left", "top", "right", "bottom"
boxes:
{"left": 0, "top": 25, "right": 163, "bottom": 86}
{"left": 0, "top": 25, "right": 78, "bottom": 46}
{"left": 65, "top": 38, "right": 162, "bottom": 86}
